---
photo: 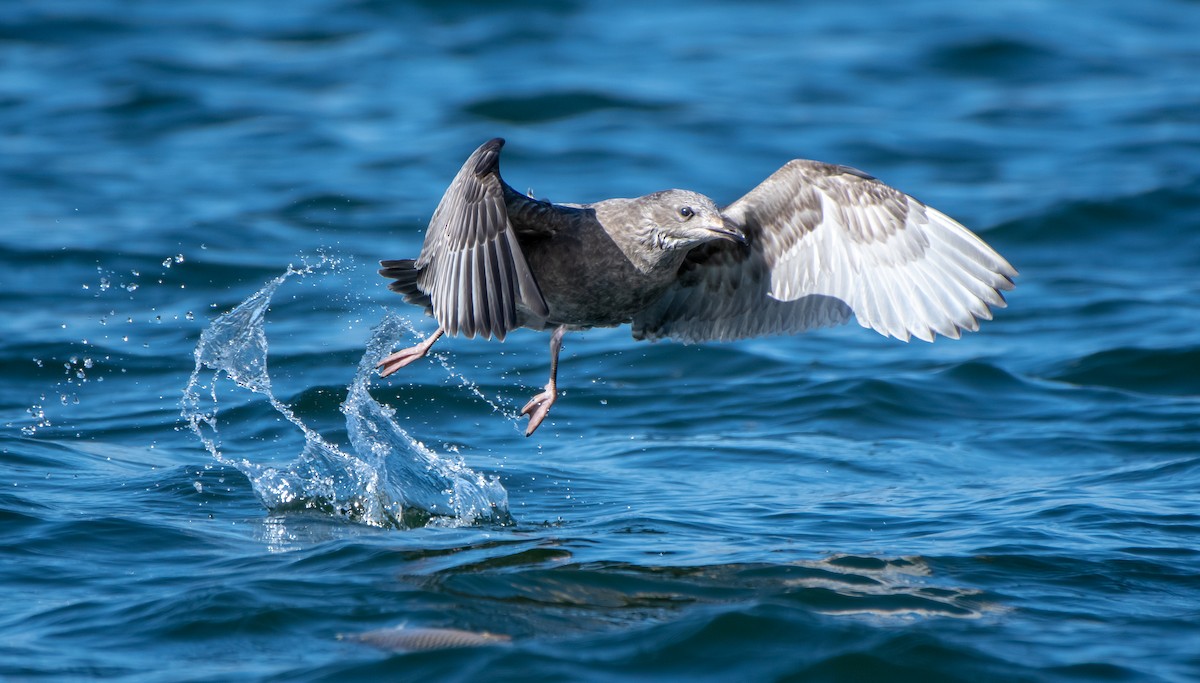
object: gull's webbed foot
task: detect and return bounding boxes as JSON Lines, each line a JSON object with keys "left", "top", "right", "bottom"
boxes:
{"left": 520, "top": 383, "right": 556, "bottom": 437}
{"left": 377, "top": 346, "right": 425, "bottom": 377}
{"left": 377, "top": 328, "right": 444, "bottom": 378}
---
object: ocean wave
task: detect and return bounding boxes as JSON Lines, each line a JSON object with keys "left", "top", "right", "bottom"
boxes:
{"left": 998, "top": 180, "right": 1200, "bottom": 246}
{"left": 463, "top": 90, "right": 672, "bottom": 124}
{"left": 1050, "top": 345, "right": 1200, "bottom": 397}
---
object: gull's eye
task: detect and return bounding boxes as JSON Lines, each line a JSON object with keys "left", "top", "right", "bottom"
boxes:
{"left": 678, "top": 206, "right": 694, "bottom": 219}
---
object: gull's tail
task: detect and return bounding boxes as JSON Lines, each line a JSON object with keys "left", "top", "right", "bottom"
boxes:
{"left": 379, "top": 259, "right": 433, "bottom": 316}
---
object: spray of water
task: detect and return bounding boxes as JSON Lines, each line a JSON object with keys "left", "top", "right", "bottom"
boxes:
{"left": 181, "top": 266, "right": 511, "bottom": 529}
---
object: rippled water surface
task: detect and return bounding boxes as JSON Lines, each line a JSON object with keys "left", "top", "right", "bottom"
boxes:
{"left": 4, "top": 1, "right": 1200, "bottom": 681}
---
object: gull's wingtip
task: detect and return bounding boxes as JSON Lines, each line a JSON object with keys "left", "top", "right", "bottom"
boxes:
{"left": 472, "top": 138, "right": 505, "bottom": 176}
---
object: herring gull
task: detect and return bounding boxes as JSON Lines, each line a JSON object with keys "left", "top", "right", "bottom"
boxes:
{"left": 378, "top": 138, "right": 1016, "bottom": 436}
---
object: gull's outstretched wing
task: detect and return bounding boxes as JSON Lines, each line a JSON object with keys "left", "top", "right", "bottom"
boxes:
{"left": 633, "top": 160, "right": 1016, "bottom": 343}
{"left": 407, "top": 138, "right": 548, "bottom": 340}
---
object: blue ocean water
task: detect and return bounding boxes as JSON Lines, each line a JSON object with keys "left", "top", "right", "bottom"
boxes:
{"left": 3, "top": 0, "right": 1199, "bottom": 680}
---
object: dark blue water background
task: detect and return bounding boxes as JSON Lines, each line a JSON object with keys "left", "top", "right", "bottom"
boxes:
{"left": 3, "top": 1, "right": 1199, "bottom": 680}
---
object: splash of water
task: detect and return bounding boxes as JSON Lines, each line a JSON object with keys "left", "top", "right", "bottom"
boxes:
{"left": 181, "top": 266, "right": 510, "bottom": 529}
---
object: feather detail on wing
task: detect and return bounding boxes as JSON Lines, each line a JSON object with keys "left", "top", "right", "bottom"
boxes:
{"left": 633, "top": 159, "right": 1016, "bottom": 343}
{"left": 412, "top": 138, "right": 548, "bottom": 339}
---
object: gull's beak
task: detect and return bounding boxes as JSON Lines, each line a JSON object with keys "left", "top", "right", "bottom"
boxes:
{"left": 709, "top": 216, "right": 748, "bottom": 246}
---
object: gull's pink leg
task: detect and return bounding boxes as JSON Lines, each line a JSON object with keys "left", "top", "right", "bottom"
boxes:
{"left": 377, "top": 327, "right": 444, "bottom": 377}
{"left": 521, "top": 325, "right": 567, "bottom": 437}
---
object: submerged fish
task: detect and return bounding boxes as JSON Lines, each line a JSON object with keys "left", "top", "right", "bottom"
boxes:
{"left": 340, "top": 625, "right": 513, "bottom": 652}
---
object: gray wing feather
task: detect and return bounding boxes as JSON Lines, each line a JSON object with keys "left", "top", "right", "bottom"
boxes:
{"left": 633, "top": 159, "right": 1016, "bottom": 343}
{"left": 415, "top": 139, "right": 547, "bottom": 339}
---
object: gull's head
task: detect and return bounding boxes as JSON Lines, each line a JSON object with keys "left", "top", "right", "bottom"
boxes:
{"left": 643, "top": 189, "right": 747, "bottom": 250}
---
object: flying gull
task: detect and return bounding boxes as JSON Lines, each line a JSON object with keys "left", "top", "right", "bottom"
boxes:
{"left": 378, "top": 138, "right": 1016, "bottom": 436}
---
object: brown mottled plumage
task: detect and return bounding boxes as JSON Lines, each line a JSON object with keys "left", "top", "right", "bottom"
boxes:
{"left": 378, "top": 138, "right": 1016, "bottom": 436}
